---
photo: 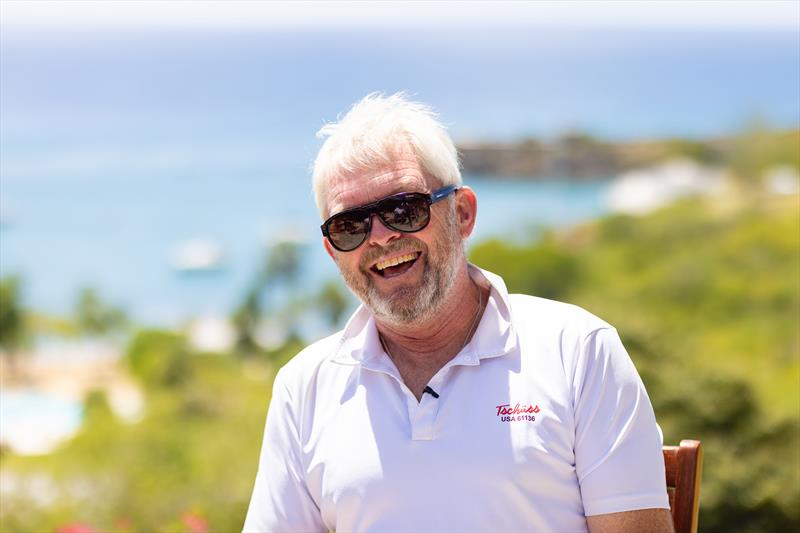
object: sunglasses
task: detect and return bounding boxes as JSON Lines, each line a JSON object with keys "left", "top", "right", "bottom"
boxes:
{"left": 320, "top": 184, "right": 460, "bottom": 252}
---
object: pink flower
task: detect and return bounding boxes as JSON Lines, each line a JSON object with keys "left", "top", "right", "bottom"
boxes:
{"left": 181, "top": 511, "right": 209, "bottom": 533}
{"left": 56, "top": 525, "right": 97, "bottom": 533}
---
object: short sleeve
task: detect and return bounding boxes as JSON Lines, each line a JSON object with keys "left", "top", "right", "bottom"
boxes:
{"left": 572, "top": 327, "right": 670, "bottom": 516}
{"left": 243, "top": 369, "right": 326, "bottom": 532}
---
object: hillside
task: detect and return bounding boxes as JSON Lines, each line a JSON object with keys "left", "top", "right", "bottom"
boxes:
{"left": 458, "top": 128, "right": 800, "bottom": 180}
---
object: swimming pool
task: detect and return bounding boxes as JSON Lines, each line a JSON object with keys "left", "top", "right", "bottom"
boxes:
{"left": 0, "top": 390, "right": 84, "bottom": 455}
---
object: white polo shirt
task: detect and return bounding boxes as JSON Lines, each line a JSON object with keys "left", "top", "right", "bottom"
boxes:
{"left": 244, "top": 267, "right": 669, "bottom": 532}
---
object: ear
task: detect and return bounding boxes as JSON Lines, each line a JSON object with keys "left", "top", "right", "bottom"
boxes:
{"left": 323, "top": 237, "right": 336, "bottom": 260}
{"left": 455, "top": 186, "right": 478, "bottom": 239}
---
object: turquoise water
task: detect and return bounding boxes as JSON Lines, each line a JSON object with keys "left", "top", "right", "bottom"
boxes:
{"left": 0, "top": 170, "right": 611, "bottom": 325}
{"left": 1, "top": 27, "right": 798, "bottom": 324}
{"left": 0, "top": 390, "right": 83, "bottom": 454}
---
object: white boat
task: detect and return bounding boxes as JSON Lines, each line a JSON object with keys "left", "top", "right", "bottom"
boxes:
{"left": 168, "top": 238, "right": 226, "bottom": 272}
{"left": 606, "top": 158, "right": 727, "bottom": 215}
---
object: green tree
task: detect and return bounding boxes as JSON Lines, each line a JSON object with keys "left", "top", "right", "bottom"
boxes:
{"left": 232, "top": 240, "right": 305, "bottom": 355}
{"left": 317, "top": 279, "right": 349, "bottom": 328}
{"left": 126, "top": 329, "right": 191, "bottom": 388}
{"left": 74, "top": 287, "right": 127, "bottom": 335}
{"left": 0, "top": 276, "right": 24, "bottom": 354}
{"left": 728, "top": 120, "right": 800, "bottom": 185}
{"left": 263, "top": 240, "right": 302, "bottom": 286}
{"left": 470, "top": 236, "right": 579, "bottom": 300}
{"left": 232, "top": 290, "right": 262, "bottom": 354}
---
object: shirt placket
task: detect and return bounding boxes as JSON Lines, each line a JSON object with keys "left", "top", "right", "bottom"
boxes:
{"left": 412, "top": 350, "right": 484, "bottom": 439}
{"left": 360, "top": 355, "right": 447, "bottom": 441}
{"left": 359, "top": 331, "right": 495, "bottom": 441}
{"left": 407, "top": 389, "right": 438, "bottom": 441}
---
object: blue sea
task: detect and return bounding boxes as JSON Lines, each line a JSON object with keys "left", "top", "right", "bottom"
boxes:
{"left": 1, "top": 27, "right": 798, "bottom": 325}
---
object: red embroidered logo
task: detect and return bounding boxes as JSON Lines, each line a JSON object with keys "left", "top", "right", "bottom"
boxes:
{"left": 495, "top": 402, "right": 540, "bottom": 423}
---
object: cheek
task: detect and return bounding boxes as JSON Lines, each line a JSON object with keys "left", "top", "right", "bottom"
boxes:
{"left": 334, "top": 250, "right": 366, "bottom": 274}
{"left": 432, "top": 217, "right": 463, "bottom": 257}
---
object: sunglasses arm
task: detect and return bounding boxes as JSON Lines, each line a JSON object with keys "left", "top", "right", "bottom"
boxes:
{"left": 430, "top": 185, "right": 460, "bottom": 203}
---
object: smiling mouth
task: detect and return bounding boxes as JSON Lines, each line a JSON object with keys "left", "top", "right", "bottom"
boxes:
{"left": 371, "top": 252, "right": 421, "bottom": 278}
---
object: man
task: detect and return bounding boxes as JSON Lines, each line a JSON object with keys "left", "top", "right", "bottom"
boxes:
{"left": 244, "top": 93, "right": 673, "bottom": 532}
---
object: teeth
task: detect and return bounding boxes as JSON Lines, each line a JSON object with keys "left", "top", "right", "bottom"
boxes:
{"left": 375, "top": 253, "right": 417, "bottom": 271}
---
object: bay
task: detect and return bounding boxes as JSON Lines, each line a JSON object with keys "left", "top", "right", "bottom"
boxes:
{"left": 0, "top": 168, "right": 611, "bottom": 325}
{"left": 2, "top": 26, "right": 797, "bottom": 325}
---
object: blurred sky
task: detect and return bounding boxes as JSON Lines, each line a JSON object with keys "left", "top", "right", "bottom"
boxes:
{"left": 2, "top": 0, "right": 798, "bottom": 30}
{"left": 1, "top": 0, "right": 798, "bottom": 324}
{"left": 2, "top": 0, "right": 798, "bottom": 145}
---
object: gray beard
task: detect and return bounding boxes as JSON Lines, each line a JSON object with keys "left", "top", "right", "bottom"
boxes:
{"left": 365, "top": 240, "right": 462, "bottom": 327}
{"left": 338, "top": 213, "right": 464, "bottom": 327}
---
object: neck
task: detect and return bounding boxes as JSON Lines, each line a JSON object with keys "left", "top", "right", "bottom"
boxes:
{"left": 375, "top": 264, "right": 485, "bottom": 367}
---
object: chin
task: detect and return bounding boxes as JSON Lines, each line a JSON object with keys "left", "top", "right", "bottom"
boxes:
{"left": 365, "top": 274, "right": 449, "bottom": 327}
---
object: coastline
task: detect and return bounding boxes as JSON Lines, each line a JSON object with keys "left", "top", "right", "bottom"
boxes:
{"left": 0, "top": 340, "right": 144, "bottom": 455}
{"left": 457, "top": 128, "right": 799, "bottom": 179}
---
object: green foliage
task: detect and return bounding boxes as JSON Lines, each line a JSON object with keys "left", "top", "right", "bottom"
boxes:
{"left": 471, "top": 194, "right": 800, "bottom": 532}
{"left": 0, "top": 276, "right": 24, "bottom": 353}
{"left": 74, "top": 287, "right": 127, "bottom": 335}
{"left": 317, "top": 279, "right": 349, "bottom": 328}
{"left": 663, "top": 139, "right": 719, "bottom": 163}
{"left": 470, "top": 236, "right": 579, "bottom": 300}
{"left": 232, "top": 240, "right": 306, "bottom": 354}
{"left": 264, "top": 336, "right": 307, "bottom": 371}
{"left": 1, "top": 341, "right": 273, "bottom": 532}
{"left": 263, "top": 241, "right": 302, "bottom": 285}
{"left": 232, "top": 290, "right": 262, "bottom": 354}
{"left": 126, "top": 329, "right": 191, "bottom": 388}
{"left": 728, "top": 123, "right": 800, "bottom": 184}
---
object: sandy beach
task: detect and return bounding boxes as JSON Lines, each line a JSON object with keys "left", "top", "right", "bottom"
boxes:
{"left": 0, "top": 339, "right": 144, "bottom": 455}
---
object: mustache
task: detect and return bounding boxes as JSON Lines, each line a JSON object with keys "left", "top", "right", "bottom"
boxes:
{"left": 359, "top": 238, "right": 426, "bottom": 271}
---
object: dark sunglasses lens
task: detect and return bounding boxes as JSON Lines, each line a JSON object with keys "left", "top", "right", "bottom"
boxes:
{"left": 380, "top": 195, "right": 430, "bottom": 232}
{"left": 328, "top": 212, "right": 369, "bottom": 251}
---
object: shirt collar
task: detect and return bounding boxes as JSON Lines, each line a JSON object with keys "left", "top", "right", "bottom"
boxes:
{"left": 331, "top": 265, "right": 518, "bottom": 367}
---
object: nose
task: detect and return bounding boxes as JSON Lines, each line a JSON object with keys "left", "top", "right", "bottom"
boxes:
{"left": 366, "top": 213, "right": 401, "bottom": 247}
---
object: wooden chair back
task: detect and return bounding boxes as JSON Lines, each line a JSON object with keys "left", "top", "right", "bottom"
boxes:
{"left": 663, "top": 439, "right": 703, "bottom": 533}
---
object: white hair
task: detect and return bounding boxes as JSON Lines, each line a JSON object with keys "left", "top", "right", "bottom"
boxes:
{"left": 312, "top": 92, "right": 462, "bottom": 217}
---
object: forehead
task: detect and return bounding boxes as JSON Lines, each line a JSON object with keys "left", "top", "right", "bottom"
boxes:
{"left": 324, "top": 155, "right": 436, "bottom": 217}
